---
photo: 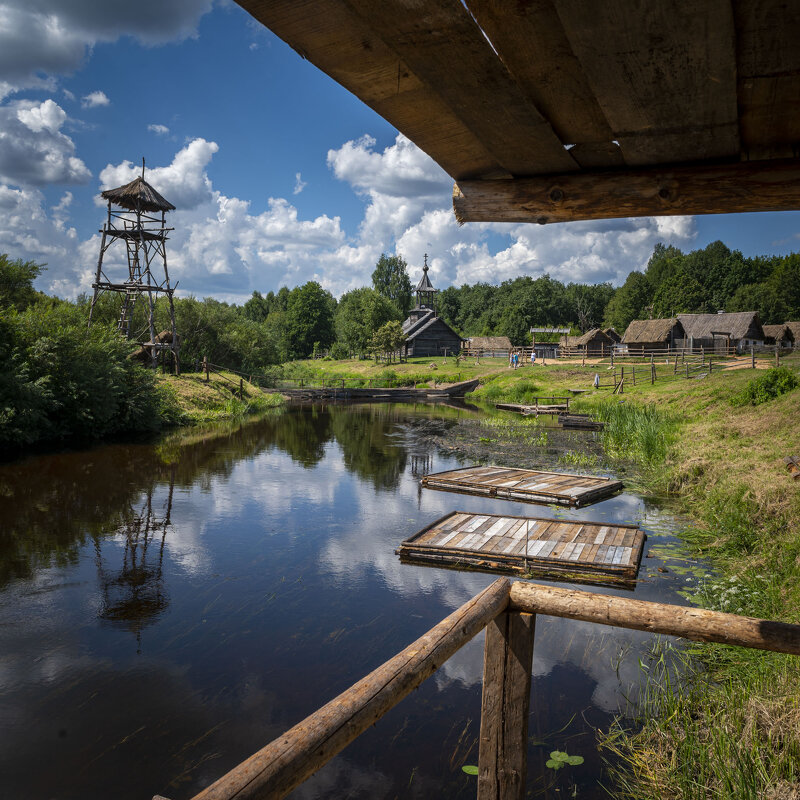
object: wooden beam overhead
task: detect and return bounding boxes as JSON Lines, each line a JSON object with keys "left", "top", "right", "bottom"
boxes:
{"left": 342, "top": 0, "right": 578, "bottom": 176}
{"left": 237, "top": 0, "right": 800, "bottom": 221}
{"left": 553, "top": 0, "right": 739, "bottom": 166}
{"left": 453, "top": 159, "right": 800, "bottom": 224}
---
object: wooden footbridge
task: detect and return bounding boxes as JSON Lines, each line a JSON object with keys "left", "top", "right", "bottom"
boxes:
{"left": 168, "top": 579, "right": 800, "bottom": 800}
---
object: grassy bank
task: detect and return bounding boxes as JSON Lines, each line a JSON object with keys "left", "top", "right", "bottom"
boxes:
{"left": 467, "top": 357, "right": 800, "bottom": 798}
{"left": 156, "top": 370, "right": 283, "bottom": 424}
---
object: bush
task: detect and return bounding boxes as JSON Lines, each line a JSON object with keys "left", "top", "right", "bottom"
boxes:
{"left": 731, "top": 366, "right": 799, "bottom": 407}
{"left": 0, "top": 302, "right": 180, "bottom": 448}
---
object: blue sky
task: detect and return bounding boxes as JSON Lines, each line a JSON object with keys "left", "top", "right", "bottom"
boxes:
{"left": 1, "top": 0, "right": 798, "bottom": 303}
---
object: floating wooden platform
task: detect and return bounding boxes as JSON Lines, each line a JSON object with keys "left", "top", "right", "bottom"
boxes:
{"left": 397, "top": 511, "right": 646, "bottom": 586}
{"left": 496, "top": 401, "right": 569, "bottom": 414}
{"left": 559, "top": 414, "right": 605, "bottom": 431}
{"left": 421, "top": 466, "right": 623, "bottom": 507}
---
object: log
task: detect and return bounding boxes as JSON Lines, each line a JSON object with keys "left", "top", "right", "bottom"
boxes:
{"left": 478, "top": 612, "right": 535, "bottom": 800}
{"left": 190, "top": 578, "right": 511, "bottom": 800}
{"left": 453, "top": 158, "right": 800, "bottom": 224}
{"left": 509, "top": 583, "right": 800, "bottom": 655}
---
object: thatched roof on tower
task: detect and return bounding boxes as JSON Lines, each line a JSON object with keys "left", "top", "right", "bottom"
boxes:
{"left": 101, "top": 177, "right": 175, "bottom": 213}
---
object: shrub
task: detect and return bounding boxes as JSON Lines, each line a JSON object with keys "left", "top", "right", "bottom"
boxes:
{"left": 731, "top": 366, "right": 799, "bottom": 407}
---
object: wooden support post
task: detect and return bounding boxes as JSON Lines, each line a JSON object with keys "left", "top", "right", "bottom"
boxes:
{"left": 651, "top": 361, "right": 655, "bottom": 384}
{"left": 478, "top": 611, "right": 535, "bottom": 800}
{"left": 632, "top": 365, "right": 636, "bottom": 385}
{"left": 203, "top": 356, "right": 209, "bottom": 382}
{"left": 239, "top": 378, "right": 244, "bottom": 399}
{"left": 685, "top": 362, "right": 689, "bottom": 378}
{"left": 673, "top": 355, "right": 678, "bottom": 375}
{"left": 752, "top": 345, "right": 755, "bottom": 369}
{"left": 189, "top": 579, "right": 510, "bottom": 800}
{"left": 776, "top": 345, "right": 780, "bottom": 366}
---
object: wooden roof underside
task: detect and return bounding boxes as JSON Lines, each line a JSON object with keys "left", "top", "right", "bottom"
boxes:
{"left": 238, "top": 0, "right": 800, "bottom": 223}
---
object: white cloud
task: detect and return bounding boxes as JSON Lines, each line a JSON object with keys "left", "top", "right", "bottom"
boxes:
{"left": 81, "top": 90, "right": 109, "bottom": 108}
{"left": 326, "top": 133, "right": 697, "bottom": 292}
{"left": 147, "top": 123, "right": 170, "bottom": 136}
{"left": 0, "top": 99, "right": 90, "bottom": 185}
{"left": 293, "top": 172, "right": 306, "bottom": 195}
{"left": 0, "top": 0, "right": 214, "bottom": 98}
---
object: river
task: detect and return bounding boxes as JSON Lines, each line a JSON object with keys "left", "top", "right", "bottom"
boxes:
{"left": 0, "top": 403, "right": 703, "bottom": 799}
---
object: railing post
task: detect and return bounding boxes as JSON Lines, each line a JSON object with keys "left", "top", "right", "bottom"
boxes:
{"left": 203, "top": 356, "right": 209, "bottom": 383}
{"left": 478, "top": 611, "right": 535, "bottom": 800}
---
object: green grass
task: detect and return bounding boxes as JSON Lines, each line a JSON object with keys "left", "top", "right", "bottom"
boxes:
{"left": 600, "top": 640, "right": 800, "bottom": 800}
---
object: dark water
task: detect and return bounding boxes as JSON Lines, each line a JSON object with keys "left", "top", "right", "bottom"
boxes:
{"left": 0, "top": 404, "right": 702, "bottom": 799}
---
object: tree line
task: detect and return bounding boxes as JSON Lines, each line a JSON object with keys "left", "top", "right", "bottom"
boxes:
{"left": 2, "top": 239, "right": 799, "bottom": 445}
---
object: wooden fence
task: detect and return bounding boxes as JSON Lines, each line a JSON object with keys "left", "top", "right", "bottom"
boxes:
{"left": 157, "top": 579, "right": 800, "bottom": 800}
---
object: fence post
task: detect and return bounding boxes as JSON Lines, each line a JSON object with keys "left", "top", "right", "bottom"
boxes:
{"left": 776, "top": 345, "right": 780, "bottom": 367}
{"left": 203, "top": 356, "right": 209, "bottom": 383}
{"left": 477, "top": 611, "right": 535, "bottom": 800}
{"left": 651, "top": 361, "right": 655, "bottom": 385}
{"left": 632, "top": 365, "right": 636, "bottom": 386}
{"left": 673, "top": 355, "right": 678, "bottom": 375}
{"left": 239, "top": 377, "right": 244, "bottom": 399}
{"left": 685, "top": 362, "right": 689, "bottom": 378}
{"left": 752, "top": 345, "right": 755, "bottom": 369}
{"left": 701, "top": 345, "right": 704, "bottom": 365}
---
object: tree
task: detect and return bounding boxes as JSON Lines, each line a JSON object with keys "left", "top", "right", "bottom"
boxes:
{"left": 604, "top": 271, "right": 652, "bottom": 332}
{"left": 0, "top": 255, "right": 45, "bottom": 310}
{"left": 651, "top": 270, "right": 706, "bottom": 317}
{"left": 335, "top": 287, "right": 400, "bottom": 357}
{"left": 370, "top": 321, "right": 406, "bottom": 363}
{"left": 372, "top": 254, "right": 413, "bottom": 316}
{"left": 242, "top": 290, "right": 269, "bottom": 323}
{"left": 496, "top": 304, "right": 530, "bottom": 345}
{"left": 285, "top": 281, "right": 336, "bottom": 358}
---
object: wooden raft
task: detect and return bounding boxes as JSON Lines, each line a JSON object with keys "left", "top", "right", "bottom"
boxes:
{"left": 421, "top": 466, "right": 622, "bottom": 507}
{"left": 398, "top": 511, "right": 645, "bottom": 586}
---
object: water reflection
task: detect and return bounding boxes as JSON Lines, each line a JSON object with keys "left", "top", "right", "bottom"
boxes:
{"left": 0, "top": 403, "right": 701, "bottom": 799}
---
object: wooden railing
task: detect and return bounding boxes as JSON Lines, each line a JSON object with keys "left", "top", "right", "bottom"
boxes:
{"left": 156, "top": 579, "right": 800, "bottom": 800}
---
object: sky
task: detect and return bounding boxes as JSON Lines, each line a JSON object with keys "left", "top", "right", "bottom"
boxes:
{"left": 2, "top": 0, "right": 800, "bottom": 304}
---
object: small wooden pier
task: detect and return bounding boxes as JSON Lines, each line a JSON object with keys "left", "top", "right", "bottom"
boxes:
{"left": 496, "top": 397, "right": 570, "bottom": 415}
{"left": 398, "top": 511, "right": 645, "bottom": 586}
{"left": 421, "top": 466, "right": 623, "bottom": 507}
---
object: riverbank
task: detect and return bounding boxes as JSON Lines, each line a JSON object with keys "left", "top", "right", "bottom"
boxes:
{"left": 441, "top": 358, "right": 800, "bottom": 798}
{"left": 156, "top": 370, "right": 284, "bottom": 424}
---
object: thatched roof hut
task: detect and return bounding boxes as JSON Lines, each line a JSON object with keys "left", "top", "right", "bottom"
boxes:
{"left": 785, "top": 322, "right": 800, "bottom": 343}
{"left": 102, "top": 176, "right": 176, "bottom": 213}
{"left": 762, "top": 324, "right": 795, "bottom": 345}
{"left": 467, "top": 336, "right": 512, "bottom": 351}
{"left": 622, "top": 318, "right": 684, "bottom": 348}
{"left": 603, "top": 327, "right": 621, "bottom": 343}
{"left": 561, "top": 328, "right": 614, "bottom": 354}
{"left": 677, "top": 312, "right": 763, "bottom": 344}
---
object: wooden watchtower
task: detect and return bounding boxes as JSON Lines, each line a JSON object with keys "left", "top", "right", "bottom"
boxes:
{"left": 88, "top": 162, "right": 179, "bottom": 372}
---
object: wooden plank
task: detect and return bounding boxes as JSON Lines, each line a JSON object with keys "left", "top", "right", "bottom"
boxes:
{"left": 464, "top": 0, "right": 614, "bottom": 147}
{"left": 237, "top": 0, "right": 507, "bottom": 181}
{"left": 509, "top": 582, "right": 800, "bottom": 655}
{"left": 343, "top": 0, "right": 578, "bottom": 176}
{"left": 191, "top": 579, "right": 511, "bottom": 800}
{"left": 734, "top": 0, "right": 800, "bottom": 159}
{"left": 453, "top": 159, "right": 800, "bottom": 224}
{"left": 477, "top": 611, "right": 535, "bottom": 800}
{"left": 554, "top": 0, "right": 739, "bottom": 165}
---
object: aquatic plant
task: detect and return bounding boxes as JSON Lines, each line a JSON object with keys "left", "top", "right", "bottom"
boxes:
{"left": 546, "top": 751, "right": 584, "bottom": 770}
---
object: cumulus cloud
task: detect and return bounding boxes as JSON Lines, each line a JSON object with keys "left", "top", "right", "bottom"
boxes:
{"left": 81, "top": 90, "right": 109, "bottom": 108}
{"left": 326, "top": 133, "right": 697, "bottom": 291}
{"left": 147, "top": 123, "right": 170, "bottom": 136}
{"left": 0, "top": 99, "right": 90, "bottom": 185}
{"left": 0, "top": 0, "right": 214, "bottom": 98}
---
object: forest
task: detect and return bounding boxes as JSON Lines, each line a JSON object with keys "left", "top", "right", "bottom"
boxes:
{"left": 1, "top": 240, "right": 799, "bottom": 447}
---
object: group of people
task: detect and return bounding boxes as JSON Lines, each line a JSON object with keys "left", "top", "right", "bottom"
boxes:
{"left": 508, "top": 350, "right": 538, "bottom": 369}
